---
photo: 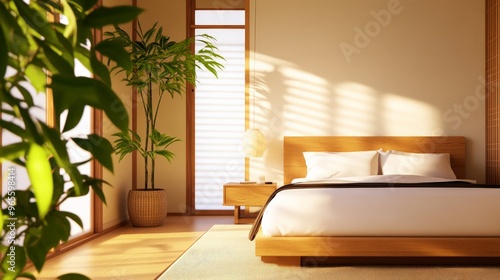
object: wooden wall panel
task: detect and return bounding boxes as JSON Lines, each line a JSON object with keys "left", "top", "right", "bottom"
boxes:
{"left": 487, "top": 0, "right": 500, "bottom": 183}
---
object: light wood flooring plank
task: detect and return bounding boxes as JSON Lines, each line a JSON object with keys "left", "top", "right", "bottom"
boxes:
{"left": 29, "top": 216, "right": 233, "bottom": 279}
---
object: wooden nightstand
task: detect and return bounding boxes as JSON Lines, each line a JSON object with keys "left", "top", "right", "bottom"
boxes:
{"left": 223, "top": 182, "right": 277, "bottom": 224}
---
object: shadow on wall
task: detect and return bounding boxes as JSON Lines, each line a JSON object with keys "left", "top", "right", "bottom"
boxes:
{"left": 248, "top": 51, "right": 486, "bottom": 184}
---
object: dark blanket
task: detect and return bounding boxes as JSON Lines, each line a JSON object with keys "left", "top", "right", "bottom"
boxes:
{"left": 247, "top": 180, "right": 495, "bottom": 241}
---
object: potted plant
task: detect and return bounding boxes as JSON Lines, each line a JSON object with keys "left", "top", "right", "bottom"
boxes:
{"left": 106, "top": 22, "right": 223, "bottom": 227}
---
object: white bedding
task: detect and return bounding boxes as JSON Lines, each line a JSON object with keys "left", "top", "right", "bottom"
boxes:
{"left": 291, "top": 174, "right": 477, "bottom": 184}
{"left": 261, "top": 175, "right": 500, "bottom": 237}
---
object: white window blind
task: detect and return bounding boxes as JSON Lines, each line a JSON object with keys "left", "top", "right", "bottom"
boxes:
{"left": 57, "top": 15, "right": 93, "bottom": 238}
{"left": 194, "top": 11, "right": 246, "bottom": 210}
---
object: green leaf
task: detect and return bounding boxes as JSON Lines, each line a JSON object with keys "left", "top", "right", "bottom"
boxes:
{"left": 1, "top": 246, "right": 26, "bottom": 279}
{"left": 39, "top": 123, "right": 85, "bottom": 196}
{"left": 37, "top": 0, "right": 63, "bottom": 14}
{"left": 75, "top": 44, "right": 91, "bottom": 70}
{"left": 0, "top": 21, "right": 7, "bottom": 79}
{"left": 39, "top": 42, "right": 74, "bottom": 75}
{"left": 0, "top": 142, "right": 29, "bottom": 163}
{"left": 50, "top": 158, "right": 66, "bottom": 205}
{"left": 75, "top": 24, "right": 93, "bottom": 47}
{"left": 0, "top": 120, "right": 29, "bottom": 140}
{"left": 17, "top": 106, "right": 44, "bottom": 145}
{"left": 25, "top": 64, "right": 47, "bottom": 94}
{"left": 66, "top": 184, "right": 90, "bottom": 199}
{"left": 26, "top": 143, "right": 53, "bottom": 219}
{"left": 89, "top": 52, "right": 111, "bottom": 86}
{"left": 154, "top": 150, "right": 176, "bottom": 162}
{"left": 50, "top": 75, "right": 129, "bottom": 133}
{"left": 62, "top": 103, "right": 85, "bottom": 132}
{"left": 129, "top": 129, "right": 142, "bottom": 142}
{"left": 68, "top": 0, "right": 98, "bottom": 12}
{"left": 144, "top": 22, "right": 158, "bottom": 42}
{"left": 60, "top": 0, "right": 77, "bottom": 41}
{"left": 0, "top": 2, "right": 29, "bottom": 56}
{"left": 54, "top": 31, "right": 76, "bottom": 67}
{"left": 83, "top": 6, "right": 143, "bottom": 28}
{"left": 112, "top": 130, "right": 143, "bottom": 161}
{"left": 95, "top": 38, "right": 132, "bottom": 71}
{"left": 26, "top": 237, "right": 50, "bottom": 272}
{"left": 84, "top": 176, "right": 108, "bottom": 205}
{"left": 94, "top": 79, "right": 130, "bottom": 133}
{"left": 151, "top": 131, "right": 181, "bottom": 147}
{"left": 14, "top": 0, "right": 63, "bottom": 50}
{"left": 15, "top": 84, "right": 36, "bottom": 108}
{"left": 46, "top": 211, "right": 72, "bottom": 243}
{"left": 72, "top": 134, "right": 114, "bottom": 172}
{"left": 59, "top": 211, "right": 84, "bottom": 229}
{"left": 16, "top": 272, "right": 36, "bottom": 280}
{"left": 58, "top": 273, "right": 91, "bottom": 280}
{"left": 42, "top": 213, "right": 68, "bottom": 249}
{"left": 50, "top": 76, "right": 93, "bottom": 113}
{"left": 8, "top": 190, "right": 37, "bottom": 218}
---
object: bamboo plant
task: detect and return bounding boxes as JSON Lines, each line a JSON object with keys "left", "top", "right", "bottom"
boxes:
{"left": 107, "top": 22, "right": 224, "bottom": 189}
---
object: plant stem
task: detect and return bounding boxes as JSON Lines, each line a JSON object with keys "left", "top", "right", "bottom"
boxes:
{"left": 140, "top": 83, "right": 150, "bottom": 190}
{"left": 152, "top": 83, "right": 164, "bottom": 130}
{"left": 148, "top": 76, "right": 154, "bottom": 189}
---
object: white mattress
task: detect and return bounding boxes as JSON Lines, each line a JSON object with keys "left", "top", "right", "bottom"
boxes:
{"left": 261, "top": 175, "right": 500, "bottom": 237}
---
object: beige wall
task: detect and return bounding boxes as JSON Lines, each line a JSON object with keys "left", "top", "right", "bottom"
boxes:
{"left": 249, "top": 0, "right": 486, "bottom": 184}
{"left": 105, "top": 0, "right": 486, "bottom": 221}
{"left": 102, "top": 0, "right": 134, "bottom": 228}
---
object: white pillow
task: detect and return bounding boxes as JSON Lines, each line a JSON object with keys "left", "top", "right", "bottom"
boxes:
{"left": 379, "top": 150, "right": 456, "bottom": 179}
{"left": 303, "top": 150, "right": 379, "bottom": 180}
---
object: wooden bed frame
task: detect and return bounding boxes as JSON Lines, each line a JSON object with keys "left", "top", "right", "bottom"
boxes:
{"left": 255, "top": 136, "right": 500, "bottom": 266}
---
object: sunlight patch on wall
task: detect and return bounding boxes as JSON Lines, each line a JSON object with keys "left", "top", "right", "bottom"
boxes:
{"left": 251, "top": 53, "right": 278, "bottom": 132}
{"left": 333, "top": 82, "right": 378, "bottom": 135}
{"left": 249, "top": 52, "right": 447, "bottom": 185}
{"left": 250, "top": 53, "right": 281, "bottom": 101}
{"left": 280, "top": 67, "right": 331, "bottom": 135}
{"left": 381, "top": 93, "right": 441, "bottom": 135}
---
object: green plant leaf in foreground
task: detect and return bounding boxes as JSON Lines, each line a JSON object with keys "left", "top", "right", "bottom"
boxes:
{"left": 51, "top": 75, "right": 129, "bottom": 133}
{"left": 73, "top": 134, "right": 114, "bottom": 172}
{"left": 26, "top": 143, "right": 53, "bottom": 218}
{"left": 0, "top": 21, "right": 7, "bottom": 79}
{"left": 58, "top": 273, "right": 91, "bottom": 280}
{"left": 1, "top": 246, "right": 27, "bottom": 280}
{"left": 95, "top": 38, "right": 132, "bottom": 72}
{"left": 0, "top": 0, "right": 139, "bottom": 277}
{"left": 0, "top": 142, "right": 29, "bottom": 163}
{"left": 83, "top": 6, "right": 143, "bottom": 28}
{"left": 58, "top": 211, "right": 84, "bottom": 229}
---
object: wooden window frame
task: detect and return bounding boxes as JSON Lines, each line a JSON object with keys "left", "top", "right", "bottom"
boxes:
{"left": 186, "top": 0, "right": 248, "bottom": 215}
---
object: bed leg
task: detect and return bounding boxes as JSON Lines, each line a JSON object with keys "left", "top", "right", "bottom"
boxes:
{"left": 260, "top": 256, "right": 301, "bottom": 266}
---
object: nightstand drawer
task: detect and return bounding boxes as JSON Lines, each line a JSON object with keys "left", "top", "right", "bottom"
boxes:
{"left": 223, "top": 183, "right": 277, "bottom": 206}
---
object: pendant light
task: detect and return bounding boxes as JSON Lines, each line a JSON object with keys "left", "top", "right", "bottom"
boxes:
{"left": 243, "top": 0, "right": 266, "bottom": 157}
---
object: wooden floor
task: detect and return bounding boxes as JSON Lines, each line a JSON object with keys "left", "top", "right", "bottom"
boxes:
{"left": 29, "top": 215, "right": 234, "bottom": 280}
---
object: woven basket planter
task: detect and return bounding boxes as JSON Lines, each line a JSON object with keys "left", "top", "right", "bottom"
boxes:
{"left": 127, "top": 189, "right": 168, "bottom": 227}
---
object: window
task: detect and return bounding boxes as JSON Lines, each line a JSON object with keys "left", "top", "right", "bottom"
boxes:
{"left": 58, "top": 53, "right": 93, "bottom": 238}
{"left": 189, "top": 1, "right": 247, "bottom": 211}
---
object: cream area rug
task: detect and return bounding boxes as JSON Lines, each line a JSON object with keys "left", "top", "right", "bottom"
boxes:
{"left": 158, "top": 225, "right": 500, "bottom": 280}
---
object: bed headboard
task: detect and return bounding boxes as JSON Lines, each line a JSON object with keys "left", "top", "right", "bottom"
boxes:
{"left": 283, "top": 136, "right": 466, "bottom": 184}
